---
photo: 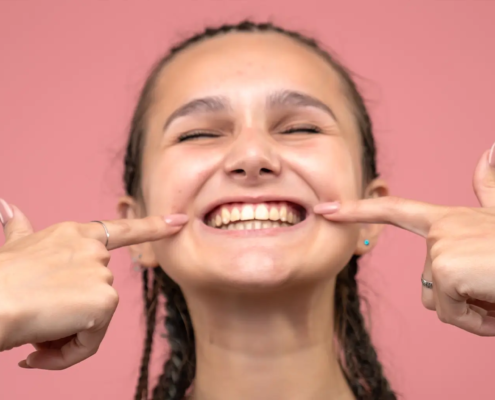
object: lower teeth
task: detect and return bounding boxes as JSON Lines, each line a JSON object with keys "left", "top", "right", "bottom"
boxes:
{"left": 220, "top": 221, "right": 292, "bottom": 230}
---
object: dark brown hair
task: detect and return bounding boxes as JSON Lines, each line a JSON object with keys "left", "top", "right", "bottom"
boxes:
{"left": 123, "top": 21, "right": 396, "bottom": 400}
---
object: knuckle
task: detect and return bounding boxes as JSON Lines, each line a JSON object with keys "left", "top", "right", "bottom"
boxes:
{"left": 114, "top": 219, "right": 133, "bottom": 237}
{"left": 99, "top": 267, "right": 114, "bottom": 285}
{"left": 437, "top": 207, "right": 468, "bottom": 230}
{"left": 386, "top": 196, "right": 406, "bottom": 212}
{"left": 428, "top": 240, "right": 445, "bottom": 260}
{"left": 426, "top": 223, "right": 443, "bottom": 243}
{"left": 82, "top": 239, "right": 109, "bottom": 259}
{"left": 431, "top": 256, "right": 452, "bottom": 280}
{"left": 436, "top": 308, "right": 450, "bottom": 324}
{"left": 454, "top": 281, "right": 471, "bottom": 299}
{"left": 432, "top": 256, "right": 464, "bottom": 292}
{"left": 100, "top": 286, "right": 119, "bottom": 311}
{"left": 55, "top": 221, "right": 80, "bottom": 236}
{"left": 421, "top": 295, "right": 436, "bottom": 311}
{"left": 88, "top": 345, "right": 100, "bottom": 357}
{"left": 144, "top": 216, "right": 164, "bottom": 236}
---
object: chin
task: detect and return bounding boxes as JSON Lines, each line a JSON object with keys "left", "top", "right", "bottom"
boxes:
{"left": 194, "top": 249, "right": 324, "bottom": 292}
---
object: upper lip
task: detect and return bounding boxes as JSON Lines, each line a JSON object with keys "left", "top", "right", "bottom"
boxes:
{"left": 200, "top": 195, "right": 311, "bottom": 221}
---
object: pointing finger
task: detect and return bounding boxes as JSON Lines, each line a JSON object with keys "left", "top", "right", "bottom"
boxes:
{"left": 83, "top": 214, "right": 188, "bottom": 250}
{"left": 314, "top": 196, "right": 447, "bottom": 237}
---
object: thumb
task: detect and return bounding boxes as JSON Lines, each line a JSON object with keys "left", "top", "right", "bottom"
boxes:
{"left": 1, "top": 201, "right": 34, "bottom": 244}
{"left": 473, "top": 143, "right": 495, "bottom": 208}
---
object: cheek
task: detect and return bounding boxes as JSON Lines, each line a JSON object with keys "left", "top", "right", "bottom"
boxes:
{"left": 143, "top": 150, "right": 215, "bottom": 215}
{"left": 289, "top": 139, "right": 362, "bottom": 201}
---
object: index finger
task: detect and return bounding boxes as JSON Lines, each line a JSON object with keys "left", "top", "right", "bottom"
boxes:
{"left": 314, "top": 196, "right": 447, "bottom": 237}
{"left": 83, "top": 214, "right": 188, "bottom": 250}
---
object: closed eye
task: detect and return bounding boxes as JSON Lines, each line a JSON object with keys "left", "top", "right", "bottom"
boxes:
{"left": 178, "top": 131, "right": 220, "bottom": 142}
{"left": 281, "top": 125, "right": 321, "bottom": 134}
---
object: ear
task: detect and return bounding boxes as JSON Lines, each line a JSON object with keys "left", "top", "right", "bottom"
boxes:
{"left": 354, "top": 178, "right": 389, "bottom": 256}
{"left": 117, "top": 196, "right": 160, "bottom": 268}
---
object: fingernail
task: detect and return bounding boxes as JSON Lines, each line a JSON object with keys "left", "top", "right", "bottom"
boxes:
{"left": 314, "top": 202, "right": 340, "bottom": 214}
{"left": 488, "top": 142, "right": 495, "bottom": 167}
{"left": 164, "top": 214, "right": 189, "bottom": 226}
{"left": 0, "top": 199, "right": 14, "bottom": 226}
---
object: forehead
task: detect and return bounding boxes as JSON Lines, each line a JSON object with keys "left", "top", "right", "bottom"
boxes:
{"left": 152, "top": 32, "right": 347, "bottom": 107}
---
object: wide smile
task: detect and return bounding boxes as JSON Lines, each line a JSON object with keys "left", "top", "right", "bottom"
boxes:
{"left": 203, "top": 200, "right": 307, "bottom": 231}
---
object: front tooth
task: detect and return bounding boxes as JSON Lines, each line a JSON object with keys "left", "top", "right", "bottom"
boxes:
{"left": 272, "top": 221, "right": 281, "bottom": 228}
{"left": 221, "top": 208, "right": 230, "bottom": 225}
{"left": 241, "top": 205, "right": 254, "bottom": 221}
{"left": 262, "top": 221, "right": 272, "bottom": 229}
{"left": 287, "top": 211, "right": 294, "bottom": 224}
{"left": 269, "top": 207, "right": 279, "bottom": 221}
{"left": 235, "top": 222, "right": 245, "bottom": 230}
{"left": 227, "top": 223, "right": 235, "bottom": 230}
{"left": 231, "top": 207, "right": 240, "bottom": 222}
{"left": 255, "top": 204, "right": 269, "bottom": 220}
{"left": 215, "top": 214, "right": 222, "bottom": 227}
{"left": 245, "top": 221, "right": 253, "bottom": 230}
{"left": 280, "top": 206, "right": 287, "bottom": 221}
{"left": 254, "top": 221, "right": 262, "bottom": 229}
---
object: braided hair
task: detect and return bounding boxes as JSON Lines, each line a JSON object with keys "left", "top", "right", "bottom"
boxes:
{"left": 123, "top": 20, "right": 396, "bottom": 400}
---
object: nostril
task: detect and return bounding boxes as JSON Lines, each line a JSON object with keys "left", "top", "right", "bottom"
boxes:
{"left": 232, "top": 169, "right": 246, "bottom": 176}
{"left": 260, "top": 168, "right": 273, "bottom": 175}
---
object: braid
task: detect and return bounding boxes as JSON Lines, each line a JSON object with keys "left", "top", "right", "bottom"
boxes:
{"left": 151, "top": 268, "right": 195, "bottom": 400}
{"left": 135, "top": 269, "right": 159, "bottom": 400}
{"left": 335, "top": 256, "right": 396, "bottom": 399}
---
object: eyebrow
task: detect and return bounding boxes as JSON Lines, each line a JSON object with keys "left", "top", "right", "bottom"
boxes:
{"left": 163, "top": 96, "right": 230, "bottom": 131}
{"left": 267, "top": 90, "right": 337, "bottom": 121}
{"left": 162, "top": 90, "right": 337, "bottom": 131}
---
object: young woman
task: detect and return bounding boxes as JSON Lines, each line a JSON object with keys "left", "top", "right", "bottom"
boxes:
{"left": 1, "top": 20, "right": 495, "bottom": 400}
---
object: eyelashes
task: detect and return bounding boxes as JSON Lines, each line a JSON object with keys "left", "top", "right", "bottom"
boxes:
{"left": 281, "top": 125, "right": 321, "bottom": 134}
{"left": 178, "top": 132, "right": 219, "bottom": 142}
{"left": 178, "top": 125, "right": 322, "bottom": 142}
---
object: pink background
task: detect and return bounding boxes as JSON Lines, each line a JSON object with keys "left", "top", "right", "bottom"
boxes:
{"left": 1, "top": 1, "right": 494, "bottom": 399}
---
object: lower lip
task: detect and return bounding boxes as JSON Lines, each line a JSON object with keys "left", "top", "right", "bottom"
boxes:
{"left": 198, "top": 215, "right": 311, "bottom": 237}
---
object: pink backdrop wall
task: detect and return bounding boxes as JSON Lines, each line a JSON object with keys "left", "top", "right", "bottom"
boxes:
{"left": 1, "top": 1, "right": 494, "bottom": 399}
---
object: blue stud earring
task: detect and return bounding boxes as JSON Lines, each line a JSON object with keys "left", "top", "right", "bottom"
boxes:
{"left": 364, "top": 240, "right": 370, "bottom": 246}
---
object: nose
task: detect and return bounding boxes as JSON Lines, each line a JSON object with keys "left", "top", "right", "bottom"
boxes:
{"left": 223, "top": 128, "right": 281, "bottom": 183}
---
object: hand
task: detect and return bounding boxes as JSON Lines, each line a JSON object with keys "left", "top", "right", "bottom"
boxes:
{"left": 0, "top": 202, "right": 188, "bottom": 369}
{"left": 314, "top": 145, "right": 495, "bottom": 336}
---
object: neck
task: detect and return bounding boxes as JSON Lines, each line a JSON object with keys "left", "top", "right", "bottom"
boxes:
{"left": 184, "top": 280, "right": 354, "bottom": 400}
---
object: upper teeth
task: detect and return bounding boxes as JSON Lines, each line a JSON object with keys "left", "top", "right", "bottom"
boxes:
{"left": 207, "top": 202, "right": 302, "bottom": 229}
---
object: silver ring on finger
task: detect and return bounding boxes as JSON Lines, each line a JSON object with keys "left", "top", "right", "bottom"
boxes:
{"left": 91, "top": 220, "right": 110, "bottom": 249}
{"left": 421, "top": 274, "right": 433, "bottom": 289}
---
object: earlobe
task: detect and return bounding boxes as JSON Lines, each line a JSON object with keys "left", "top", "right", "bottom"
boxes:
{"left": 132, "top": 254, "right": 143, "bottom": 271}
{"left": 117, "top": 195, "right": 160, "bottom": 268}
{"left": 354, "top": 178, "right": 389, "bottom": 255}
{"left": 132, "top": 241, "right": 160, "bottom": 268}
{"left": 354, "top": 233, "right": 373, "bottom": 256}
{"left": 354, "top": 223, "right": 384, "bottom": 255}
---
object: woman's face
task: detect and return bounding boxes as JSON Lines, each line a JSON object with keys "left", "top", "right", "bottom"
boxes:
{"left": 130, "top": 33, "right": 380, "bottom": 290}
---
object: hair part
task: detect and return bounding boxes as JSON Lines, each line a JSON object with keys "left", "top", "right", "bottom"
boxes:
{"left": 124, "top": 20, "right": 395, "bottom": 400}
